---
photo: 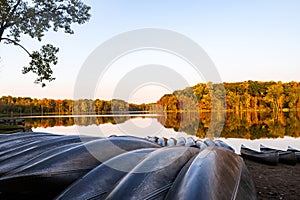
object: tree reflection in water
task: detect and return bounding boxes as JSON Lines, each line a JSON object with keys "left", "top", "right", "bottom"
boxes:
{"left": 25, "top": 112, "right": 300, "bottom": 139}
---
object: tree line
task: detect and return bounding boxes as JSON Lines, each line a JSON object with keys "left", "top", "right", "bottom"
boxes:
{"left": 1, "top": 81, "right": 300, "bottom": 115}
{"left": 0, "top": 96, "right": 147, "bottom": 116}
{"left": 156, "top": 81, "right": 300, "bottom": 112}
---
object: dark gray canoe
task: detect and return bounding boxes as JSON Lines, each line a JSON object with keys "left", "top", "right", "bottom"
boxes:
{"left": 5, "top": 142, "right": 83, "bottom": 177}
{"left": 0, "top": 136, "right": 61, "bottom": 157}
{"left": 287, "top": 146, "right": 300, "bottom": 163}
{"left": 106, "top": 146, "right": 200, "bottom": 200}
{"left": 0, "top": 132, "right": 61, "bottom": 151}
{"left": 0, "top": 132, "right": 60, "bottom": 143}
{"left": 260, "top": 144, "right": 297, "bottom": 165}
{"left": 241, "top": 145, "right": 279, "bottom": 165}
{"left": 55, "top": 148, "right": 157, "bottom": 200}
{"left": 0, "top": 133, "right": 81, "bottom": 157}
{"left": 0, "top": 135, "right": 99, "bottom": 175}
{"left": 165, "top": 146, "right": 257, "bottom": 200}
{"left": 0, "top": 137, "right": 160, "bottom": 199}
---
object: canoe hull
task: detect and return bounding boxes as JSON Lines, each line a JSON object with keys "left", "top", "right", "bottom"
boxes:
{"left": 241, "top": 145, "right": 279, "bottom": 165}
{"left": 165, "top": 147, "right": 257, "bottom": 200}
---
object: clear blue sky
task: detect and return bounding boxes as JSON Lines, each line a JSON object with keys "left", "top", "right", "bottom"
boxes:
{"left": 0, "top": 0, "right": 300, "bottom": 103}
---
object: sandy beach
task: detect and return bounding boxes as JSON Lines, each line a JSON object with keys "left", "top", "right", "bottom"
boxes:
{"left": 245, "top": 159, "right": 300, "bottom": 199}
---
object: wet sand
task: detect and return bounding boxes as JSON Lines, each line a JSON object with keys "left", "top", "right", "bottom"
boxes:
{"left": 244, "top": 159, "right": 300, "bottom": 199}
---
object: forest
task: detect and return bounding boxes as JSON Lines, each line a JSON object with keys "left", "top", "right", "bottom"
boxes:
{"left": 1, "top": 81, "right": 300, "bottom": 116}
{"left": 157, "top": 80, "right": 300, "bottom": 112}
{"left": 0, "top": 97, "right": 147, "bottom": 116}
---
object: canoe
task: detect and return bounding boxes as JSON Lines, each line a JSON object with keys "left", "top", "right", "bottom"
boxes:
{"left": 204, "top": 138, "right": 217, "bottom": 147}
{"left": 195, "top": 140, "right": 207, "bottom": 150}
{"left": 165, "top": 146, "right": 257, "bottom": 200}
{"left": 5, "top": 143, "right": 83, "bottom": 177}
{"left": 0, "top": 136, "right": 59, "bottom": 157}
{"left": 260, "top": 144, "right": 297, "bottom": 165}
{"left": 166, "top": 137, "right": 177, "bottom": 146}
{"left": 105, "top": 147, "right": 200, "bottom": 200}
{"left": 146, "top": 136, "right": 159, "bottom": 143}
{"left": 0, "top": 133, "right": 60, "bottom": 151}
{"left": 185, "top": 137, "right": 196, "bottom": 147}
{"left": 176, "top": 137, "right": 186, "bottom": 146}
{"left": 240, "top": 145, "right": 279, "bottom": 165}
{"left": 0, "top": 134, "right": 76, "bottom": 160}
{"left": 157, "top": 137, "right": 168, "bottom": 147}
{"left": 0, "top": 132, "right": 60, "bottom": 144}
{"left": 0, "top": 135, "right": 99, "bottom": 175}
{"left": 287, "top": 146, "right": 300, "bottom": 163}
{"left": 0, "top": 137, "right": 160, "bottom": 199}
{"left": 55, "top": 148, "right": 157, "bottom": 200}
{"left": 215, "top": 140, "right": 235, "bottom": 152}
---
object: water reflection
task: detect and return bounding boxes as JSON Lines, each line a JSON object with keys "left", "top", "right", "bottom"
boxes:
{"left": 26, "top": 111, "right": 300, "bottom": 139}
{"left": 25, "top": 115, "right": 148, "bottom": 128}
{"left": 158, "top": 111, "right": 300, "bottom": 139}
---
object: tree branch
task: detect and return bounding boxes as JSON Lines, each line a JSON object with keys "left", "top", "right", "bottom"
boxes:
{"left": 0, "top": 0, "right": 21, "bottom": 39}
{"left": 2, "top": 0, "right": 21, "bottom": 33}
{"left": 1, "top": 37, "right": 31, "bottom": 56}
{"left": 7, "top": 0, "right": 22, "bottom": 21}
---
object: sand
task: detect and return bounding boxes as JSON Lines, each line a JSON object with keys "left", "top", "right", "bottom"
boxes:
{"left": 244, "top": 159, "right": 300, "bottom": 199}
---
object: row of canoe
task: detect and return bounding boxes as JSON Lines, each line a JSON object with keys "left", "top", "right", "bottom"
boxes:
{"left": 0, "top": 132, "right": 257, "bottom": 200}
{"left": 145, "top": 136, "right": 235, "bottom": 152}
{"left": 241, "top": 144, "right": 300, "bottom": 165}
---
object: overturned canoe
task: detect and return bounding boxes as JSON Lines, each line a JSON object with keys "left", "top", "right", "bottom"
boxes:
{"left": 55, "top": 148, "right": 156, "bottom": 200}
{"left": 287, "top": 146, "right": 300, "bottom": 163}
{"left": 0, "top": 135, "right": 99, "bottom": 175}
{"left": 195, "top": 140, "right": 207, "bottom": 150}
{"left": 0, "top": 132, "right": 60, "bottom": 143}
{"left": 0, "top": 133, "right": 60, "bottom": 151}
{"left": 260, "top": 144, "right": 297, "bottom": 165}
{"left": 5, "top": 142, "right": 83, "bottom": 177}
{"left": 105, "top": 147, "right": 200, "bottom": 200}
{"left": 215, "top": 140, "right": 235, "bottom": 152}
{"left": 204, "top": 138, "right": 217, "bottom": 147}
{"left": 0, "top": 136, "right": 58, "bottom": 157}
{"left": 185, "top": 137, "right": 197, "bottom": 147}
{"left": 0, "top": 137, "right": 160, "bottom": 199}
{"left": 166, "top": 137, "right": 177, "bottom": 146}
{"left": 157, "top": 137, "right": 168, "bottom": 147}
{"left": 176, "top": 137, "right": 186, "bottom": 146}
{"left": 165, "top": 146, "right": 257, "bottom": 200}
{"left": 0, "top": 133, "right": 257, "bottom": 200}
{"left": 241, "top": 145, "right": 279, "bottom": 165}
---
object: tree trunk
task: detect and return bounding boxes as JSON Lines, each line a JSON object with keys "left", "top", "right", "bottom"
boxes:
{"left": 0, "top": 27, "right": 4, "bottom": 42}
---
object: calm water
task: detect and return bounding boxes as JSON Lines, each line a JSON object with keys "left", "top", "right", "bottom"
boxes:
{"left": 23, "top": 111, "right": 300, "bottom": 153}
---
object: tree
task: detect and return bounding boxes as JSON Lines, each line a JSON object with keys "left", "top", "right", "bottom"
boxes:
{"left": 264, "top": 82, "right": 284, "bottom": 112}
{"left": 286, "top": 84, "right": 300, "bottom": 110}
{"left": 0, "top": 0, "right": 91, "bottom": 87}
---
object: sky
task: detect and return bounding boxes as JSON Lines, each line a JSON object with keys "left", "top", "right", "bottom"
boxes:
{"left": 0, "top": 0, "right": 300, "bottom": 103}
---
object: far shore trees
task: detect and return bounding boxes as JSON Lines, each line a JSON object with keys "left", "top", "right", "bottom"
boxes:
{"left": 1, "top": 81, "right": 300, "bottom": 115}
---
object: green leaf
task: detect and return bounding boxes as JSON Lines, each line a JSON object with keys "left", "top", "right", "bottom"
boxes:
{"left": 22, "top": 44, "right": 59, "bottom": 87}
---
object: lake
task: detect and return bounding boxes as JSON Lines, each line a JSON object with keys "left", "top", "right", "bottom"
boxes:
{"left": 23, "top": 111, "right": 300, "bottom": 153}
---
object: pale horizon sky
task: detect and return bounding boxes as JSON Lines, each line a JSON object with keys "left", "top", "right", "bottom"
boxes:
{"left": 1, "top": 0, "right": 300, "bottom": 103}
